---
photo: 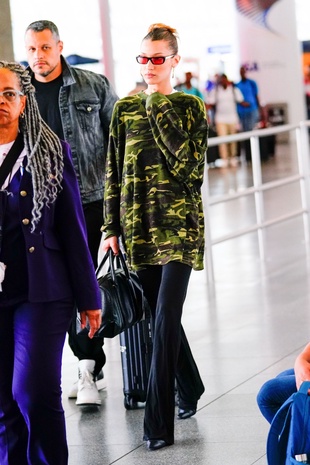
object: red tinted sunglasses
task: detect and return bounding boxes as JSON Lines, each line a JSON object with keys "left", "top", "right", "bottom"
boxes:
{"left": 136, "top": 55, "right": 175, "bottom": 65}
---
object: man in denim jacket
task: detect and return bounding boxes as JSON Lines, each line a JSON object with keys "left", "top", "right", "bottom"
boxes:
{"left": 25, "top": 19, "right": 119, "bottom": 406}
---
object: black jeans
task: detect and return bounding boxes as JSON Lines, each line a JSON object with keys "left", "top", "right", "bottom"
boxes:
{"left": 82, "top": 200, "right": 103, "bottom": 268}
{"left": 68, "top": 200, "right": 105, "bottom": 376}
{"left": 137, "top": 262, "right": 205, "bottom": 444}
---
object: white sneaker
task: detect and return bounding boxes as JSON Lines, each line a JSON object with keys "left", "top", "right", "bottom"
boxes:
{"left": 68, "top": 369, "right": 106, "bottom": 399}
{"left": 215, "top": 158, "right": 229, "bottom": 168}
{"left": 75, "top": 360, "right": 102, "bottom": 406}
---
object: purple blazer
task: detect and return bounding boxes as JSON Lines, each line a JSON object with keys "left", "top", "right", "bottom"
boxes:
{"left": 18, "top": 140, "right": 101, "bottom": 311}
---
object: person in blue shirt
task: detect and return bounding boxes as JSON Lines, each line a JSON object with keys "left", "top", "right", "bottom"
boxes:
{"left": 236, "top": 66, "right": 261, "bottom": 131}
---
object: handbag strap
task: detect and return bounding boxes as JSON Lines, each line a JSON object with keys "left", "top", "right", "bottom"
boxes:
{"left": 0, "top": 132, "right": 24, "bottom": 189}
{"left": 116, "top": 249, "right": 130, "bottom": 279}
{"left": 95, "top": 247, "right": 130, "bottom": 281}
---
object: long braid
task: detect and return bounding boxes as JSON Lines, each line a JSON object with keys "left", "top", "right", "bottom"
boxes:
{"left": 0, "top": 61, "right": 64, "bottom": 230}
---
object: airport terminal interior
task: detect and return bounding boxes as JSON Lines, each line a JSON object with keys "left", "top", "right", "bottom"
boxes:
{"left": 60, "top": 133, "right": 310, "bottom": 465}
{"left": 2, "top": 2, "right": 310, "bottom": 465}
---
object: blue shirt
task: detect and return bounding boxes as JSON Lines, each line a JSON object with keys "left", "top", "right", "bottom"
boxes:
{"left": 236, "top": 78, "right": 259, "bottom": 115}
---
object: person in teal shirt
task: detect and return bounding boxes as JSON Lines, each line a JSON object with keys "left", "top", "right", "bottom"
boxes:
{"left": 177, "top": 71, "right": 205, "bottom": 101}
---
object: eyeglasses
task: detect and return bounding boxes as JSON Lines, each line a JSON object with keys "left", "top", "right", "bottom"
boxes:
{"left": 136, "top": 55, "right": 175, "bottom": 65}
{"left": 0, "top": 90, "right": 24, "bottom": 103}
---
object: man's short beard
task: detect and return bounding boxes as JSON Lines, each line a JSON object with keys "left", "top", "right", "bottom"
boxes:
{"left": 38, "top": 70, "right": 52, "bottom": 77}
{"left": 37, "top": 63, "right": 58, "bottom": 78}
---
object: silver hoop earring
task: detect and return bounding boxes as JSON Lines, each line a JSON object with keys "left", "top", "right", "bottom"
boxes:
{"left": 172, "top": 67, "right": 175, "bottom": 78}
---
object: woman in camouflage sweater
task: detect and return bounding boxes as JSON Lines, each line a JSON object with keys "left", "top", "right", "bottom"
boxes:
{"left": 102, "top": 23, "right": 208, "bottom": 451}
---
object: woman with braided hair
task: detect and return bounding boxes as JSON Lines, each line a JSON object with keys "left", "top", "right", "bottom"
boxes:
{"left": 0, "top": 60, "right": 101, "bottom": 465}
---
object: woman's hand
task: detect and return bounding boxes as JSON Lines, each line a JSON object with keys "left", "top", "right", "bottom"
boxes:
{"left": 294, "top": 343, "right": 310, "bottom": 390}
{"left": 80, "top": 309, "right": 102, "bottom": 339}
{"left": 102, "top": 235, "right": 119, "bottom": 255}
{"left": 295, "top": 357, "right": 310, "bottom": 390}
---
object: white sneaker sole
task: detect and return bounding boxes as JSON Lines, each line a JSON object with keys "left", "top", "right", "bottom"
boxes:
{"left": 76, "top": 397, "right": 102, "bottom": 406}
{"left": 68, "top": 377, "right": 107, "bottom": 399}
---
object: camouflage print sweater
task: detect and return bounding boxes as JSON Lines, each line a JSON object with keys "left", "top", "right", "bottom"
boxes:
{"left": 103, "top": 91, "right": 208, "bottom": 271}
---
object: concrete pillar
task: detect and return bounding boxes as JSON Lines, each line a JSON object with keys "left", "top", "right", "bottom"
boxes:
{"left": 0, "top": 0, "right": 14, "bottom": 61}
{"left": 98, "top": 0, "right": 115, "bottom": 88}
{"left": 235, "top": 0, "right": 306, "bottom": 124}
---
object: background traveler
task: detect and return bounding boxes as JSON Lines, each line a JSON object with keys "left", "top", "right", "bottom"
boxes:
{"left": 176, "top": 71, "right": 205, "bottom": 101}
{"left": 207, "top": 73, "right": 244, "bottom": 167}
{"left": 24, "top": 20, "right": 119, "bottom": 406}
{"left": 236, "top": 65, "right": 261, "bottom": 132}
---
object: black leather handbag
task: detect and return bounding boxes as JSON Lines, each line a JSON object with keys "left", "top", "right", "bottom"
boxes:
{"left": 77, "top": 248, "right": 148, "bottom": 338}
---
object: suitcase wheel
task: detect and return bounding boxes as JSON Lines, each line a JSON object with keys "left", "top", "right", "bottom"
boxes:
{"left": 124, "top": 394, "right": 143, "bottom": 410}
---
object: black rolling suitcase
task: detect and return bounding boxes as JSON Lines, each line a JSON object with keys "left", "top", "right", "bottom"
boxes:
{"left": 207, "top": 126, "right": 220, "bottom": 164}
{"left": 119, "top": 314, "right": 152, "bottom": 409}
{"left": 259, "top": 134, "right": 276, "bottom": 160}
{"left": 243, "top": 134, "right": 276, "bottom": 162}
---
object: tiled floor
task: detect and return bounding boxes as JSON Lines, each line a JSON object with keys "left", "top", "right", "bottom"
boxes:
{"left": 61, "top": 136, "right": 310, "bottom": 465}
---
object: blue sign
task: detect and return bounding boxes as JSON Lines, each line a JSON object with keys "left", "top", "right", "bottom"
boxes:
{"left": 207, "top": 45, "right": 232, "bottom": 54}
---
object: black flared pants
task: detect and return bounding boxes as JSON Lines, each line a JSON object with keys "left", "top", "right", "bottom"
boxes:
{"left": 137, "top": 262, "right": 205, "bottom": 444}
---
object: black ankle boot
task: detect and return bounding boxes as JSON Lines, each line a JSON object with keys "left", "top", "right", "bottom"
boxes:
{"left": 147, "top": 439, "right": 171, "bottom": 451}
{"left": 177, "top": 407, "right": 197, "bottom": 419}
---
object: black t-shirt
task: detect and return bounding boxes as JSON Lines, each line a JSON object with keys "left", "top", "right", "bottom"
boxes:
{"left": 32, "top": 75, "right": 64, "bottom": 140}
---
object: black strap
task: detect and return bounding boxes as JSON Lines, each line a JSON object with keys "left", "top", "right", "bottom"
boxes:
{"left": 0, "top": 132, "right": 24, "bottom": 189}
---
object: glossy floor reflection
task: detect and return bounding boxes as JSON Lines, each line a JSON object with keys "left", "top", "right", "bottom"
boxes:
{"left": 61, "top": 139, "right": 310, "bottom": 465}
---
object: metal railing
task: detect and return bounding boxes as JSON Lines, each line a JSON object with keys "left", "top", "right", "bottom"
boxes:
{"left": 202, "top": 121, "right": 310, "bottom": 283}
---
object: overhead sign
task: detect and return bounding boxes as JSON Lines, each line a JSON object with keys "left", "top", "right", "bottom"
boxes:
{"left": 207, "top": 45, "right": 232, "bottom": 54}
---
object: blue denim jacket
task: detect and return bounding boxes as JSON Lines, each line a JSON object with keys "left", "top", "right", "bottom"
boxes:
{"left": 29, "top": 57, "right": 119, "bottom": 204}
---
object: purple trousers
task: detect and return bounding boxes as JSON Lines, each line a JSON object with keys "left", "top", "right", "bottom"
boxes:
{"left": 0, "top": 298, "right": 73, "bottom": 465}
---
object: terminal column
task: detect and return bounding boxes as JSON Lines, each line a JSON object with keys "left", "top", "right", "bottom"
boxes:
{"left": 0, "top": 0, "right": 14, "bottom": 61}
